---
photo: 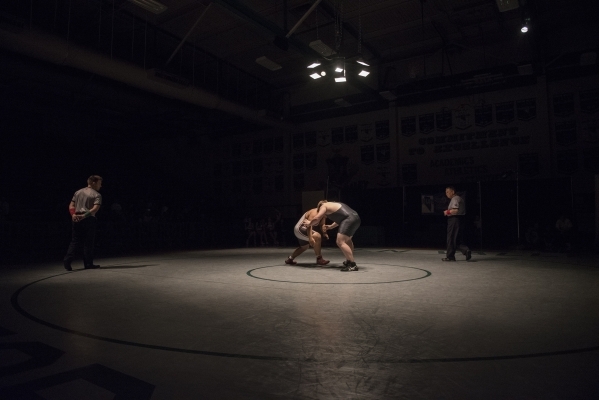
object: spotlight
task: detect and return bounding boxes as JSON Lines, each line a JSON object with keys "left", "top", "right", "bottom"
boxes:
{"left": 335, "top": 77, "right": 346, "bottom": 82}
{"left": 335, "top": 67, "right": 344, "bottom": 73}
{"left": 320, "top": 71, "right": 326, "bottom": 76}
{"left": 310, "top": 73, "right": 322, "bottom": 79}
{"left": 358, "top": 70, "right": 370, "bottom": 77}
{"left": 307, "top": 62, "right": 321, "bottom": 68}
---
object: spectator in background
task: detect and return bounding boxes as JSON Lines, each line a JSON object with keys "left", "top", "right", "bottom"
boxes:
{"left": 110, "top": 200, "right": 126, "bottom": 222}
{"left": 267, "top": 216, "right": 279, "bottom": 246}
{"left": 245, "top": 217, "right": 256, "bottom": 247}
{"left": 555, "top": 214, "right": 573, "bottom": 252}
{"left": 256, "top": 218, "right": 268, "bottom": 246}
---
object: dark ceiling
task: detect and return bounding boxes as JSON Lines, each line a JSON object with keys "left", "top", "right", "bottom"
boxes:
{"left": 0, "top": 0, "right": 598, "bottom": 135}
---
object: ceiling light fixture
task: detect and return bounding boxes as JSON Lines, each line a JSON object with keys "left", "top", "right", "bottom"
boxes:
{"left": 255, "top": 56, "right": 282, "bottom": 71}
{"left": 127, "top": 0, "right": 167, "bottom": 14}
{"left": 309, "top": 40, "right": 336, "bottom": 57}
{"left": 307, "top": 1, "right": 371, "bottom": 82}
{"left": 354, "top": 0, "right": 370, "bottom": 76}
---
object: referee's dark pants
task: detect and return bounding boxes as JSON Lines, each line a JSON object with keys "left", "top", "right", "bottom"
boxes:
{"left": 446, "top": 215, "right": 469, "bottom": 259}
{"left": 64, "top": 217, "right": 98, "bottom": 267}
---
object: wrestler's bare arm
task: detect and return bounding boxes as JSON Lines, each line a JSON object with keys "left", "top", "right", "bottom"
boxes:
{"left": 309, "top": 206, "right": 327, "bottom": 226}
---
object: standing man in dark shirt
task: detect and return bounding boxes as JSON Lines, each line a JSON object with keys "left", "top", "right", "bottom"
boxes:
{"left": 63, "top": 175, "right": 103, "bottom": 271}
{"left": 443, "top": 186, "right": 472, "bottom": 262}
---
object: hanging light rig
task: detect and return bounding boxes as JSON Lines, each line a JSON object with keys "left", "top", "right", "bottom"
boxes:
{"left": 308, "top": 0, "right": 369, "bottom": 81}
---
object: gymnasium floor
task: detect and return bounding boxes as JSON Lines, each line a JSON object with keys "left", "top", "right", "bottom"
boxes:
{"left": 1, "top": 247, "right": 598, "bottom": 399}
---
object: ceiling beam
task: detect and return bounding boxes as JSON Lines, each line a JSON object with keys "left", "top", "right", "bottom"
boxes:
{"left": 212, "top": 0, "right": 317, "bottom": 57}
{"left": 317, "top": 0, "right": 382, "bottom": 60}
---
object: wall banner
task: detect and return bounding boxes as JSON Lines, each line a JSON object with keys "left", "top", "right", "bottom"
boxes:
{"left": 398, "top": 82, "right": 550, "bottom": 185}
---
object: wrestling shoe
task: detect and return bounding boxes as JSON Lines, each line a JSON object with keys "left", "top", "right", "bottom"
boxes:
{"left": 441, "top": 258, "right": 456, "bottom": 262}
{"left": 316, "top": 256, "right": 330, "bottom": 265}
{"left": 465, "top": 250, "right": 472, "bottom": 261}
{"left": 63, "top": 261, "right": 72, "bottom": 271}
{"left": 341, "top": 261, "right": 358, "bottom": 272}
{"left": 285, "top": 257, "right": 297, "bottom": 265}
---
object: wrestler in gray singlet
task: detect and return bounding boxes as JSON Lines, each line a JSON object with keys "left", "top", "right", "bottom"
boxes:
{"left": 327, "top": 203, "right": 361, "bottom": 236}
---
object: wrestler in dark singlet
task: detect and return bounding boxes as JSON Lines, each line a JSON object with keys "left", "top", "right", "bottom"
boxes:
{"left": 326, "top": 203, "right": 361, "bottom": 237}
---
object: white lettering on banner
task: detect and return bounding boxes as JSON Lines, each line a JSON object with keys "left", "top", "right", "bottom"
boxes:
{"left": 444, "top": 165, "right": 489, "bottom": 176}
{"left": 430, "top": 157, "right": 475, "bottom": 167}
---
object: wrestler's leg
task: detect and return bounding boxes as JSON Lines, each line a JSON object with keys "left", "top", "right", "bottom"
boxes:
{"left": 336, "top": 233, "right": 354, "bottom": 262}
{"left": 290, "top": 244, "right": 309, "bottom": 259}
{"left": 312, "top": 231, "right": 329, "bottom": 265}
{"left": 311, "top": 231, "right": 322, "bottom": 256}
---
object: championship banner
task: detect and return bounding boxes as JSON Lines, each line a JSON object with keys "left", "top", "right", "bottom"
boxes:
{"left": 419, "top": 113, "right": 434, "bottom": 133}
{"left": 332, "top": 127, "right": 344, "bottom": 146}
{"left": 345, "top": 125, "right": 358, "bottom": 143}
{"left": 401, "top": 116, "right": 416, "bottom": 137}
{"left": 305, "top": 131, "right": 317, "bottom": 148}
{"left": 550, "top": 75, "right": 599, "bottom": 176}
{"left": 376, "top": 120, "right": 390, "bottom": 140}
{"left": 553, "top": 93, "right": 575, "bottom": 117}
{"left": 376, "top": 143, "right": 390, "bottom": 163}
{"left": 397, "top": 82, "right": 551, "bottom": 185}
{"left": 293, "top": 133, "right": 304, "bottom": 151}
{"left": 361, "top": 145, "right": 375, "bottom": 165}
{"left": 317, "top": 130, "right": 330, "bottom": 147}
{"left": 421, "top": 195, "right": 434, "bottom": 214}
{"left": 475, "top": 104, "right": 492, "bottom": 127}
{"left": 360, "top": 123, "right": 374, "bottom": 142}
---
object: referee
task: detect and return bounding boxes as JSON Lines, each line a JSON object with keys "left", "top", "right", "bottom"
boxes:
{"left": 442, "top": 186, "right": 472, "bottom": 262}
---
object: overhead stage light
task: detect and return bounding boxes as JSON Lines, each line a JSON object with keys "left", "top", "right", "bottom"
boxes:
{"left": 356, "top": 58, "right": 370, "bottom": 66}
{"left": 335, "top": 77, "right": 346, "bottom": 83}
{"left": 307, "top": 62, "right": 321, "bottom": 69}
{"left": 521, "top": 17, "right": 530, "bottom": 33}
{"left": 310, "top": 73, "right": 322, "bottom": 79}
{"left": 358, "top": 70, "right": 370, "bottom": 77}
